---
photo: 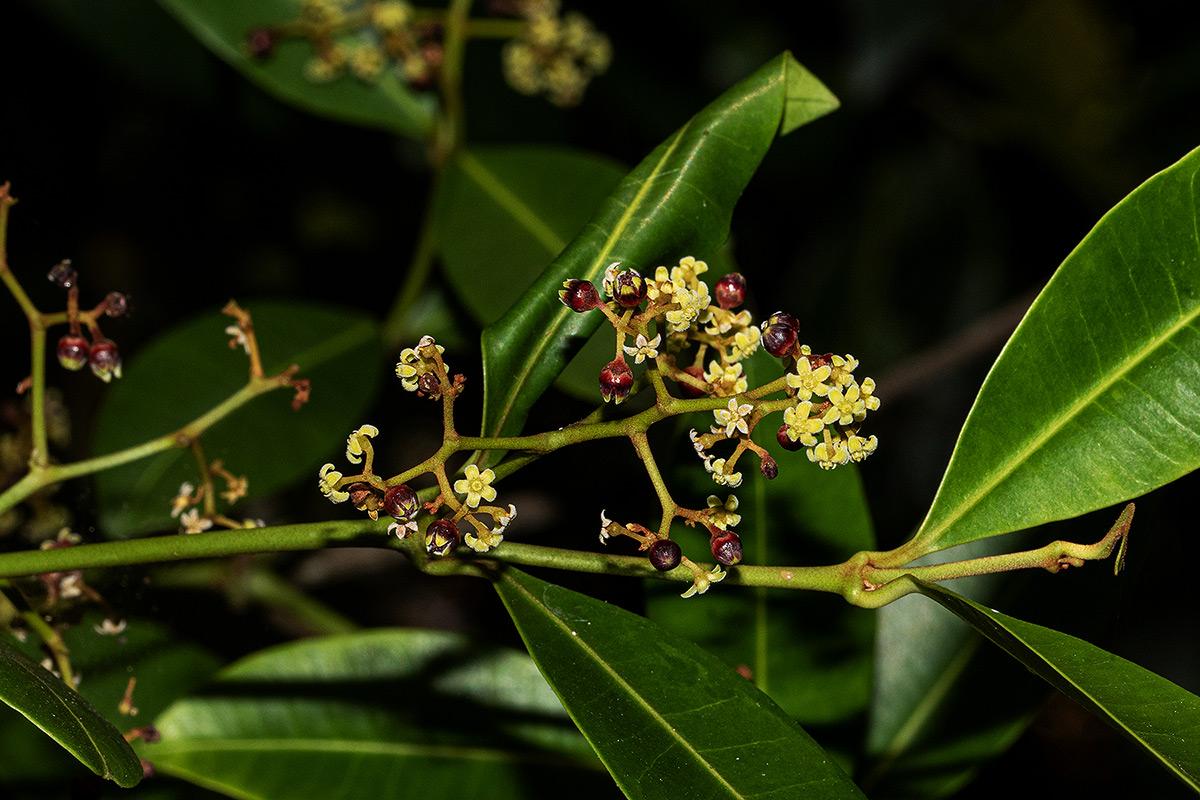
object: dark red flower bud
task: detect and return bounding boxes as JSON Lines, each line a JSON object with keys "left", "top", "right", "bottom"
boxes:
{"left": 418, "top": 372, "right": 441, "bottom": 397}
{"left": 760, "top": 455, "right": 778, "bottom": 479}
{"left": 426, "top": 519, "right": 460, "bottom": 556}
{"left": 247, "top": 27, "right": 278, "bottom": 59}
{"left": 677, "top": 365, "right": 706, "bottom": 399}
{"left": 559, "top": 279, "right": 601, "bottom": 312}
{"left": 776, "top": 424, "right": 805, "bottom": 452}
{"left": 761, "top": 311, "right": 800, "bottom": 358}
{"left": 599, "top": 359, "right": 633, "bottom": 404}
{"left": 613, "top": 269, "right": 647, "bottom": 308}
{"left": 648, "top": 539, "right": 682, "bottom": 571}
{"left": 57, "top": 335, "right": 90, "bottom": 371}
{"left": 383, "top": 484, "right": 421, "bottom": 521}
{"left": 47, "top": 260, "right": 76, "bottom": 289}
{"left": 88, "top": 339, "right": 122, "bottom": 382}
{"left": 714, "top": 272, "right": 747, "bottom": 310}
{"left": 103, "top": 291, "right": 130, "bottom": 317}
{"left": 710, "top": 530, "right": 743, "bottom": 566}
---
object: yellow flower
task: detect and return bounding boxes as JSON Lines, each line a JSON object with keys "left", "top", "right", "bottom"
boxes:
{"left": 808, "top": 437, "right": 850, "bottom": 470}
{"left": 712, "top": 398, "right": 753, "bottom": 438}
{"left": 823, "top": 385, "right": 865, "bottom": 427}
{"left": 860, "top": 377, "right": 881, "bottom": 414}
{"left": 783, "top": 400, "right": 824, "bottom": 447}
{"left": 319, "top": 463, "right": 349, "bottom": 503}
{"left": 706, "top": 495, "right": 740, "bottom": 529}
{"left": 705, "top": 457, "right": 743, "bottom": 488}
{"left": 622, "top": 333, "right": 661, "bottom": 364}
{"left": 846, "top": 434, "right": 878, "bottom": 463}
{"left": 681, "top": 564, "right": 726, "bottom": 598}
{"left": 454, "top": 464, "right": 497, "bottom": 508}
{"left": 345, "top": 424, "right": 379, "bottom": 464}
{"left": 786, "top": 358, "right": 833, "bottom": 401}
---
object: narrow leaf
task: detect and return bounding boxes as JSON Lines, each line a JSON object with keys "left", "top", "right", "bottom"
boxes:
{"left": 0, "top": 636, "right": 143, "bottom": 787}
{"left": 142, "top": 629, "right": 610, "bottom": 800}
{"left": 911, "top": 577, "right": 1200, "bottom": 792}
{"left": 910, "top": 144, "right": 1200, "bottom": 554}
{"left": 479, "top": 53, "right": 838, "bottom": 440}
{"left": 94, "top": 302, "right": 381, "bottom": 537}
{"left": 492, "top": 566, "right": 867, "bottom": 800}
{"left": 156, "top": 0, "right": 436, "bottom": 139}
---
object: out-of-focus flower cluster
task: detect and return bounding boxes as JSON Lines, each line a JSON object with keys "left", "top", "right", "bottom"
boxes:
{"left": 502, "top": 0, "right": 611, "bottom": 107}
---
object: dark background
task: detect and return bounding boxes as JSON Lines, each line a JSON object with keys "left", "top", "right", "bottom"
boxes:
{"left": 2, "top": 1, "right": 1199, "bottom": 798}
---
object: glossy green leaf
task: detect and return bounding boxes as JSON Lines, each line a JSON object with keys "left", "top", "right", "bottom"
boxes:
{"left": 647, "top": 350, "right": 876, "bottom": 732}
{"left": 436, "top": 146, "right": 627, "bottom": 327}
{"left": 142, "top": 629, "right": 611, "bottom": 800}
{"left": 94, "top": 302, "right": 381, "bottom": 537}
{"left": 911, "top": 577, "right": 1200, "bottom": 792}
{"left": 156, "top": 0, "right": 436, "bottom": 139}
{"left": 492, "top": 566, "right": 867, "bottom": 800}
{"left": 860, "top": 543, "right": 1048, "bottom": 800}
{"left": 479, "top": 53, "right": 838, "bottom": 442}
{"left": 434, "top": 146, "right": 627, "bottom": 399}
{"left": 0, "top": 635, "right": 142, "bottom": 787}
{"left": 1, "top": 612, "right": 223, "bottom": 785}
{"left": 910, "top": 145, "right": 1200, "bottom": 554}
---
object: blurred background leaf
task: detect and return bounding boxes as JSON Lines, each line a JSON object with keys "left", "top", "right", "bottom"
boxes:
{"left": 93, "top": 302, "right": 381, "bottom": 537}
{"left": 156, "top": 0, "right": 437, "bottom": 139}
{"left": 142, "top": 628, "right": 615, "bottom": 800}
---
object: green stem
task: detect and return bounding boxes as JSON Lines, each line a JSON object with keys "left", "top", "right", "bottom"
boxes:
{"left": 0, "top": 373, "right": 296, "bottom": 518}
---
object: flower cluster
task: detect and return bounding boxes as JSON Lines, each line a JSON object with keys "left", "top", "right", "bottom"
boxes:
{"left": 775, "top": 346, "right": 880, "bottom": 470}
{"left": 46, "top": 260, "right": 130, "bottom": 383}
{"left": 317, "top": 336, "right": 517, "bottom": 558}
{"left": 247, "top": 0, "right": 444, "bottom": 89}
{"left": 560, "top": 256, "right": 759, "bottom": 406}
{"left": 502, "top": 0, "right": 611, "bottom": 107}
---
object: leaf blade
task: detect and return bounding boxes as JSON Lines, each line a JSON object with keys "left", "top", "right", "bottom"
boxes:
{"left": 156, "top": 0, "right": 436, "bottom": 139}
{"left": 493, "top": 566, "right": 867, "bottom": 800}
{"left": 910, "top": 145, "right": 1200, "bottom": 553}
{"left": 0, "top": 636, "right": 143, "bottom": 787}
{"left": 479, "top": 53, "right": 838, "bottom": 440}
{"left": 910, "top": 577, "right": 1200, "bottom": 792}
{"left": 141, "top": 629, "right": 610, "bottom": 800}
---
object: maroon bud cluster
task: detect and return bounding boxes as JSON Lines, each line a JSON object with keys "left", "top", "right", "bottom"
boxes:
{"left": 559, "top": 279, "right": 601, "bottom": 312}
{"left": 88, "top": 339, "right": 122, "bottom": 382}
{"left": 648, "top": 539, "right": 682, "bottom": 571}
{"left": 599, "top": 359, "right": 633, "bottom": 404}
{"left": 57, "top": 335, "right": 90, "bottom": 371}
{"left": 613, "top": 269, "right": 647, "bottom": 308}
{"left": 710, "top": 530, "right": 743, "bottom": 566}
{"left": 383, "top": 484, "right": 421, "bottom": 521}
{"left": 714, "top": 272, "right": 747, "bottom": 310}
{"left": 426, "top": 519, "right": 460, "bottom": 556}
{"left": 47, "top": 260, "right": 76, "bottom": 289}
{"left": 761, "top": 311, "right": 800, "bottom": 358}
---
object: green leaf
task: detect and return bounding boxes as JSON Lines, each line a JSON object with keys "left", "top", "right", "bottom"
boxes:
{"left": 436, "top": 146, "right": 627, "bottom": 327}
{"left": 0, "top": 612, "right": 223, "bottom": 785}
{"left": 94, "top": 302, "right": 381, "bottom": 537}
{"left": 142, "top": 629, "right": 611, "bottom": 800}
{"left": 492, "top": 566, "right": 867, "bottom": 800}
{"left": 0, "top": 635, "right": 143, "bottom": 787}
{"left": 479, "top": 53, "right": 838, "bottom": 442}
{"left": 156, "top": 0, "right": 436, "bottom": 139}
{"left": 647, "top": 350, "right": 876, "bottom": 732}
{"left": 909, "top": 144, "right": 1200, "bottom": 554}
{"left": 860, "top": 544, "right": 1049, "bottom": 800}
{"left": 910, "top": 577, "right": 1200, "bottom": 793}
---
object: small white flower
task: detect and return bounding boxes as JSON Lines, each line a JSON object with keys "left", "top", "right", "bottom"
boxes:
{"left": 599, "top": 509, "right": 613, "bottom": 544}
{"left": 179, "top": 508, "right": 213, "bottom": 535}
{"left": 681, "top": 565, "right": 726, "bottom": 598}
{"left": 622, "top": 333, "right": 661, "bottom": 364}
{"left": 225, "top": 323, "right": 250, "bottom": 354}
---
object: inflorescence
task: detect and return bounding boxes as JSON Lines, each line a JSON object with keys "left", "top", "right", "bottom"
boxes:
{"left": 319, "top": 257, "right": 880, "bottom": 597}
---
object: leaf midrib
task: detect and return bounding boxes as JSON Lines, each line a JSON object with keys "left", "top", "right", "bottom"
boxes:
{"left": 484, "top": 127, "right": 690, "bottom": 437}
{"left": 917, "top": 301, "right": 1200, "bottom": 547}
{"left": 501, "top": 573, "right": 746, "bottom": 798}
